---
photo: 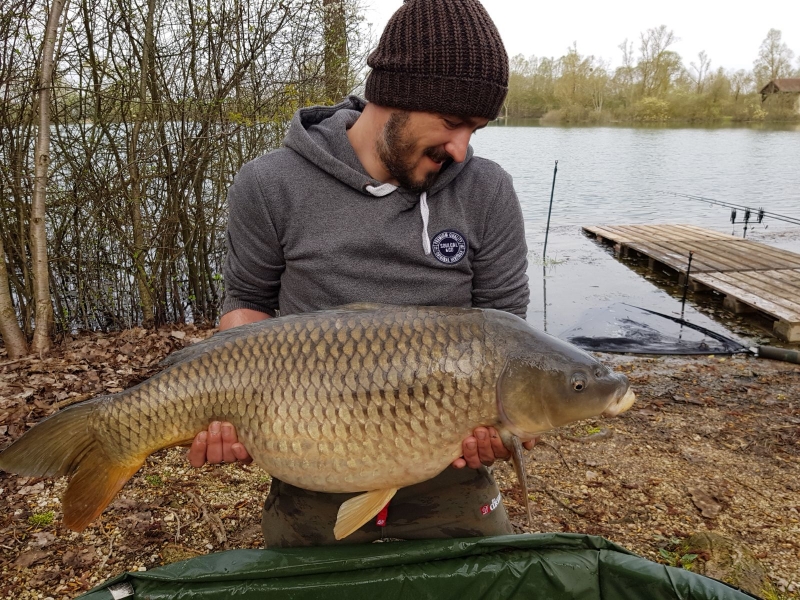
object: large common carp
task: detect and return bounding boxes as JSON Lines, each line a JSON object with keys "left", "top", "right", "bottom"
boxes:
{"left": 0, "top": 305, "right": 634, "bottom": 539}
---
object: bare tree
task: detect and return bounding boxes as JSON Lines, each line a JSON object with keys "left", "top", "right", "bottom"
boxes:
{"left": 688, "top": 50, "right": 711, "bottom": 94}
{"left": 614, "top": 38, "right": 636, "bottom": 107}
{"left": 30, "top": 0, "right": 68, "bottom": 353}
{"left": 729, "top": 69, "right": 754, "bottom": 101}
{"left": 324, "top": 0, "right": 348, "bottom": 102}
{"left": 637, "top": 25, "right": 681, "bottom": 97}
{"left": 127, "top": 0, "right": 156, "bottom": 328}
{"left": 0, "top": 236, "right": 28, "bottom": 357}
{"left": 753, "top": 29, "right": 795, "bottom": 87}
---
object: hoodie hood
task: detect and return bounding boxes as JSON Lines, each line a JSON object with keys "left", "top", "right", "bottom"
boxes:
{"left": 283, "top": 96, "right": 474, "bottom": 199}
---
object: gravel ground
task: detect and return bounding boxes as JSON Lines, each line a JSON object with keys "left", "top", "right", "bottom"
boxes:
{"left": 0, "top": 326, "right": 798, "bottom": 599}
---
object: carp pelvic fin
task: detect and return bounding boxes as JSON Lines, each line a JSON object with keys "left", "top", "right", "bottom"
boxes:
{"left": 334, "top": 488, "right": 398, "bottom": 540}
{"left": 501, "top": 431, "right": 533, "bottom": 528}
{"left": 0, "top": 399, "right": 144, "bottom": 531}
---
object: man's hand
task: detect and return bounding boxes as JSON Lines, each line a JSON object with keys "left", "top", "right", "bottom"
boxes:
{"left": 187, "top": 421, "right": 253, "bottom": 467}
{"left": 451, "top": 427, "right": 536, "bottom": 469}
{"left": 185, "top": 310, "right": 268, "bottom": 468}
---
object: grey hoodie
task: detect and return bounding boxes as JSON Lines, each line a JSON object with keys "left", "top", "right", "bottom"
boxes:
{"left": 222, "top": 97, "right": 529, "bottom": 318}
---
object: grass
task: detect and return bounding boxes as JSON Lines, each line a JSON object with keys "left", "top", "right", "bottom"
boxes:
{"left": 145, "top": 474, "right": 164, "bottom": 487}
{"left": 28, "top": 511, "right": 55, "bottom": 527}
{"left": 654, "top": 536, "right": 698, "bottom": 569}
{"left": 528, "top": 251, "right": 567, "bottom": 268}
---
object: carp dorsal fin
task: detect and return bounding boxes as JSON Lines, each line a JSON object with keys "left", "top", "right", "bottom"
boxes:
{"left": 161, "top": 305, "right": 394, "bottom": 368}
{"left": 159, "top": 319, "right": 276, "bottom": 368}
{"left": 500, "top": 430, "right": 533, "bottom": 528}
{"left": 334, "top": 488, "right": 398, "bottom": 540}
{"left": 335, "top": 302, "right": 394, "bottom": 311}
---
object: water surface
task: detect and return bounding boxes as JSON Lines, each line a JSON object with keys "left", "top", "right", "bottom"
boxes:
{"left": 471, "top": 124, "right": 800, "bottom": 344}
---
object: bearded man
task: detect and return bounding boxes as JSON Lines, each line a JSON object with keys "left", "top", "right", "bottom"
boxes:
{"left": 188, "top": 0, "right": 531, "bottom": 547}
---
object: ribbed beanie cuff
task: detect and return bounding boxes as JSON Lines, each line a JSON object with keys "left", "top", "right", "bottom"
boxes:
{"left": 365, "top": 0, "right": 508, "bottom": 120}
{"left": 365, "top": 71, "right": 507, "bottom": 120}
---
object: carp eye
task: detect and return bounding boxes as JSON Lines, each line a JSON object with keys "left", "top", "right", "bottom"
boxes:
{"left": 571, "top": 375, "right": 586, "bottom": 392}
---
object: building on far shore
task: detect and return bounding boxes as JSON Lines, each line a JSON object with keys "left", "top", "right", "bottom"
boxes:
{"left": 759, "top": 78, "right": 800, "bottom": 114}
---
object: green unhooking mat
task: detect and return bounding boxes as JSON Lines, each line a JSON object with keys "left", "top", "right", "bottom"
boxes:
{"left": 79, "top": 533, "right": 758, "bottom": 599}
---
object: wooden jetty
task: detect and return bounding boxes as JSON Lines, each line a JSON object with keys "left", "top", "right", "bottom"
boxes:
{"left": 582, "top": 224, "right": 800, "bottom": 342}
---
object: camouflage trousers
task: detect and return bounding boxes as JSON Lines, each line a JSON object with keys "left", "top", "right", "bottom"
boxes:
{"left": 261, "top": 466, "right": 513, "bottom": 548}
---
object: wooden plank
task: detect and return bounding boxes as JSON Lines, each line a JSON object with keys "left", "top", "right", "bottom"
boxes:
{"left": 625, "top": 242, "right": 738, "bottom": 273}
{"left": 728, "top": 270, "right": 800, "bottom": 304}
{"left": 703, "top": 270, "right": 800, "bottom": 313}
{"left": 671, "top": 224, "right": 731, "bottom": 240}
{"left": 626, "top": 224, "right": 728, "bottom": 242}
{"left": 728, "top": 241, "right": 800, "bottom": 269}
{"left": 583, "top": 223, "right": 800, "bottom": 341}
{"left": 583, "top": 224, "right": 731, "bottom": 244}
{"left": 584, "top": 225, "right": 800, "bottom": 268}
{"left": 582, "top": 226, "right": 631, "bottom": 243}
{"left": 768, "top": 269, "right": 800, "bottom": 288}
{"left": 666, "top": 239, "right": 800, "bottom": 271}
{"left": 691, "top": 272, "right": 800, "bottom": 322}
{"left": 592, "top": 225, "right": 651, "bottom": 244}
{"left": 624, "top": 225, "right": 722, "bottom": 243}
{"left": 624, "top": 239, "right": 800, "bottom": 273}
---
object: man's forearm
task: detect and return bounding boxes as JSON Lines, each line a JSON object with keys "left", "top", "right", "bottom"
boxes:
{"left": 219, "top": 308, "right": 271, "bottom": 331}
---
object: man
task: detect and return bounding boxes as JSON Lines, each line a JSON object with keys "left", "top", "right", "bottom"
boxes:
{"left": 188, "top": 0, "right": 531, "bottom": 546}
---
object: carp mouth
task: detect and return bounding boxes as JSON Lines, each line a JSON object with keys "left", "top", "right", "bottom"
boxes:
{"left": 602, "top": 388, "right": 636, "bottom": 417}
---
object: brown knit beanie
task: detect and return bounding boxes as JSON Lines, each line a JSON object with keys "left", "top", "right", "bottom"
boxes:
{"left": 364, "top": 0, "right": 508, "bottom": 120}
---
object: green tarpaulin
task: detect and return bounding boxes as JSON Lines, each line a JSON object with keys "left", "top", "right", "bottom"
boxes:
{"left": 79, "top": 533, "right": 758, "bottom": 599}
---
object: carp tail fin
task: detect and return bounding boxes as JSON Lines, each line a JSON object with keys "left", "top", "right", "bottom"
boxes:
{"left": 0, "top": 399, "right": 144, "bottom": 531}
{"left": 334, "top": 488, "right": 398, "bottom": 540}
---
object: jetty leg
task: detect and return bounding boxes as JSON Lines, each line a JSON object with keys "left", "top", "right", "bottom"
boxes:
{"left": 723, "top": 296, "right": 755, "bottom": 314}
{"left": 773, "top": 321, "right": 800, "bottom": 343}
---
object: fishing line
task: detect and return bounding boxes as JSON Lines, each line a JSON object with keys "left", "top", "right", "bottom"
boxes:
{"left": 660, "top": 191, "right": 800, "bottom": 226}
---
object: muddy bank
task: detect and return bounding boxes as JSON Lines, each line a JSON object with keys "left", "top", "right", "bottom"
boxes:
{"left": 1, "top": 327, "right": 798, "bottom": 599}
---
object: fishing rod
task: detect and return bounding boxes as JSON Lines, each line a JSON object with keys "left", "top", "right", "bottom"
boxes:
{"left": 660, "top": 191, "right": 800, "bottom": 227}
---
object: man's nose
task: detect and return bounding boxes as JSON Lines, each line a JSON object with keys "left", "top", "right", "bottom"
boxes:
{"left": 443, "top": 129, "right": 472, "bottom": 163}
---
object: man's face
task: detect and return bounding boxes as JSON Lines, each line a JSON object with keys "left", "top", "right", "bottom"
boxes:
{"left": 376, "top": 110, "right": 489, "bottom": 193}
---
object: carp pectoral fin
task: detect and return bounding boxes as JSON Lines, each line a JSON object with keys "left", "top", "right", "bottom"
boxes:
{"left": 501, "top": 431, "right": 533, "bottom": 528}
{"left": 334, "top": 488, "right": 398, "bottom": 540}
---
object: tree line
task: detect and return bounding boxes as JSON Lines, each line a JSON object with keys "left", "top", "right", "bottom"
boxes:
{"left": 1, "top": 5, "right": 797, "bottom": 358}
{"left": 0, "top": 0, "right": 367, "bottom": 358}
{"left": 503, "top": 27, "right": 800, "bottom": 122}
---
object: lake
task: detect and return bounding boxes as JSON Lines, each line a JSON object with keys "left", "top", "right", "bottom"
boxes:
{"left": 471, "top": 124, "right": 800, "bottom": 344}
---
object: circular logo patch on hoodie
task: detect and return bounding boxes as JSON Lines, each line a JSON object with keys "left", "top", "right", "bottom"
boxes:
{"left": 431, "top": 230, "right": 467, "bottom": 264}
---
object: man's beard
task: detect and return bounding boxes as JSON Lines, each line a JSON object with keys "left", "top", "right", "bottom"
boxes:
{"left": 376, "top": 111, "right": 451, "bottom": 193}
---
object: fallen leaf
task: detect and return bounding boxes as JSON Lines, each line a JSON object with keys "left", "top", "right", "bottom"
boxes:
{"left": 110, "top": 497, "right": 138, "bottom": 511}
{"left": 62, "top": 547, "right": 98, "bottom": 568}
{"left": 688, "top": 486, "right": 722, "bottom": 518}
{"left": 17, "top": 482, "right": 45, "bottom": 496}
{"left": 31, "top": 532, "right": 56, "bottom": 547}
{"left": 13, "top": 549, "right": 50, "bottom": 568}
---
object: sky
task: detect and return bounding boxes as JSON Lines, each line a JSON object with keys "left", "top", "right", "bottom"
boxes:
{"left": 360, "top": 0, "right": 800, "bottom": 73}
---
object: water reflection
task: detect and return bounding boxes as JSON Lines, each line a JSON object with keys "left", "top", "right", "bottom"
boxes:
{"left": 471, "top": 125, "right": 800, "bottom": 342}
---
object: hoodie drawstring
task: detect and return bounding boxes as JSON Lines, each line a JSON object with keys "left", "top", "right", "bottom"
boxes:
{"left": 419, "top": 191, "right": 431, "bottom": 255}
{"left": 364, "top": 183, "right": 396, "bottom": 197}
{"left": 365, "top": 184, "right": 431, "bottom": 256}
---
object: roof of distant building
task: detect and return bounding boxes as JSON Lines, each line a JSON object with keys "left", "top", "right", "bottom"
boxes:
{"left": 760, "top": 78, "right": 800, "bottom": 94}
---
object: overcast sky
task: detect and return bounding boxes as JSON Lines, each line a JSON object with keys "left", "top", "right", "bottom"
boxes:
{"left": 361, "top": 0, "right": 800, "bottom": 73}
